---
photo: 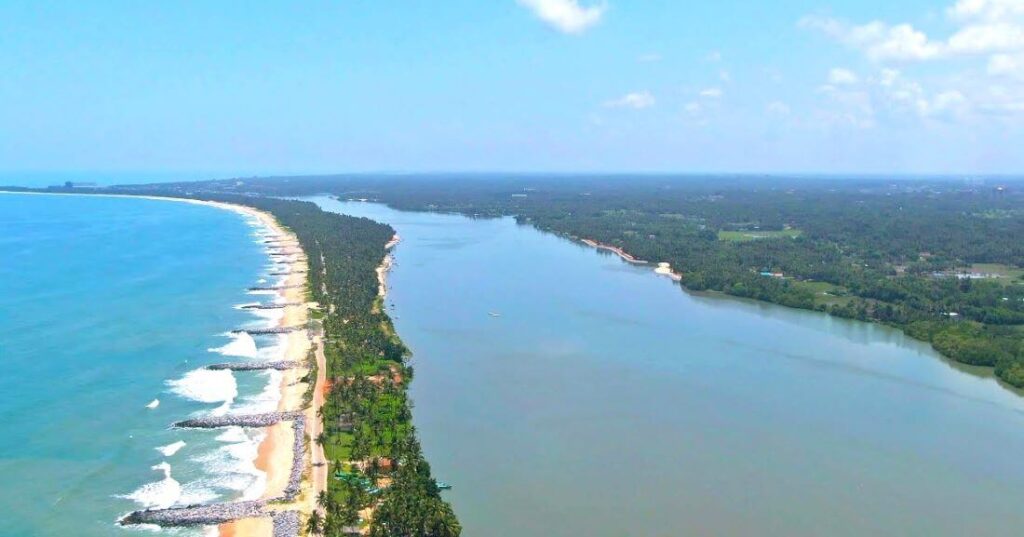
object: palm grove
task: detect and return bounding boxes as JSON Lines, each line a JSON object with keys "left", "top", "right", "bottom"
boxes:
{"left": 195, "top": 195, "right": 460, "bottom": 536}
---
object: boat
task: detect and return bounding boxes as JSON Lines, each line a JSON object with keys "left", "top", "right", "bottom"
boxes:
{"left": 488, "top": 312, "right": 501, "bottom": 317}
{"left": 436, "top": 481, "right": 452, "bottom": 490}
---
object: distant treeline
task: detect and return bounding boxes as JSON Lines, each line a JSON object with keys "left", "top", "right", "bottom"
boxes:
{"left": 111, "top": 175, "right": 1024, "bottom": 389}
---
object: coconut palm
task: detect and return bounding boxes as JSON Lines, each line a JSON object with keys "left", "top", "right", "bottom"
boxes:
{"left": 306, "top": 511, "right": 323, "bottom": 535}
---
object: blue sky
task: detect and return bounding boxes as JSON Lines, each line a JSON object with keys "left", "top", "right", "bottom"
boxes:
{"left": 1, "top": 0, "right": 1022, "bottom": 176}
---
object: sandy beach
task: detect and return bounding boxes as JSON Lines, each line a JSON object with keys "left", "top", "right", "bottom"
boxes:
{"left": 580, "top": 238, "right": 648, "bottom": 264}
{"left": 219, "top": 206, "right": 314, "bottom": 537}
{"left": 376, "top": 234, "right": 400, "bottom": 299}
{"left": 579, "top": 237, "right": 683, "bottom": 281}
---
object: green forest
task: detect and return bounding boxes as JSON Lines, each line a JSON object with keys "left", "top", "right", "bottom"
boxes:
{"left": 113, "top": 175, "right": 1024, "bottom": 389}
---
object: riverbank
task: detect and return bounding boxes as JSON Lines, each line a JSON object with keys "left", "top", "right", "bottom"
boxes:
{"left": 376, "top": 234, "right": 400, "bottom": 299}
{"left": 579, "top": 237, "right": 682, "bottom": 281}
{"left": 579, "top": 238, "right": 647, "bottom": 264}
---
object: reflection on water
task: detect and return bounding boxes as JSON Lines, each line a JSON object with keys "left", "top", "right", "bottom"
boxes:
{"left": 310, "top": 196, "right": 1024, "bottom": 537}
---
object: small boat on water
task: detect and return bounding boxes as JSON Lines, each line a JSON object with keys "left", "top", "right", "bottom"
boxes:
{"left": 437, "top": 481, "right": 452, "bottom": 490}
{"left": 488, "top": 312, "right": 501, "bottom": 318}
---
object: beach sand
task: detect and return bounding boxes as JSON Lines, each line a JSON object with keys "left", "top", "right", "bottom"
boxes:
{"left": 580, "top": 238, "right": 648, "bottom": 264}
{"left": 214, "top": 205, "right": 313, "bottom": 537}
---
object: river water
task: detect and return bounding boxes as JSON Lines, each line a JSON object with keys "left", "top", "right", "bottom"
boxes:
{"left": 313, "top": 196, "right": 1024, "bottom": 536}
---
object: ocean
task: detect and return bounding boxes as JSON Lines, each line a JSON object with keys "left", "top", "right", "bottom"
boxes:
{"left": 0, "top": 193, "right": 286, "bottom": 536}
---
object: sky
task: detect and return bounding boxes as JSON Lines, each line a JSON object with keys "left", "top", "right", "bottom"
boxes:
{"left": 1, "top": 0, "right": 1022, "bottom": 178}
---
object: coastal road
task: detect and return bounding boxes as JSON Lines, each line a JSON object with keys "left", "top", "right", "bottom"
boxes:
{"left": 309, "top": 332, "right": 328, "bottom": 513}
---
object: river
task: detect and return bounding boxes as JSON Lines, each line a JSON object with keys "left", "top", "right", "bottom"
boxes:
{"left": 310, "top": 196, "right": 1024, "bottom": 537}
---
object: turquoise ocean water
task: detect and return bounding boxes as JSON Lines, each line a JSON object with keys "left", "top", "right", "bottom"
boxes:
{"left": 0, "top": 193, "right": 288, "bottom": 537}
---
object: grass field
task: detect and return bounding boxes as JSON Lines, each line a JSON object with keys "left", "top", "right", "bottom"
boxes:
{"left": 791, "top": 280, "right": 853, "bottom": 307}
{"left": 323, "top": 431, "right": 353, "bottom": 461}
{"left": 970, "top": 263, "right": 1024, "bottom": 281}
{"left": 718, "top": 229, "right": 802, "bottom": 242}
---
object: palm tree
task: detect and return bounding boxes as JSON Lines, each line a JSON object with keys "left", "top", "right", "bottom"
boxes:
{"left": 317, "top": 490, "right": 330, "bottom": 511}
{"left": 306, "top": 511, "right": 324, "bottom": 535}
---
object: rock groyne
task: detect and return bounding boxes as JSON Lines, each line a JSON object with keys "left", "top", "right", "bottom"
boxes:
{"left": 272, "top": 511, "right": 301, "bottom": 537}
{"left": 121, "top": 500, "right": 266, "bottom": 527}
{"left": 269, "top": 270, "right": 306, "bottom": 276}
{"left": 282, "top": 416, "right": 306, "bottom": 500}
{"left": 174, "top": 411, "right": 302, "bottom": 429}
{"left": 248, "top": 285, "right": 304, "bottom": 292}
{"left": 240, "top": 302, "right": 303, "bottom": 310}
{"left": 231, "top": 326, "right": 303, "bottom": 335}
{"left": 207, "top": 361, "right": 299, "bottom": 371}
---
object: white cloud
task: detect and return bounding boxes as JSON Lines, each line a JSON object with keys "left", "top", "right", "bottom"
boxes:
{"left": 699, "top": 87, "right": 723, "bottom": 98}
{"left": 800, "top": 17, "right": 943, "bottom": 61}
{"left": 637, "top": 53, "right": 662, "bottom": 63}
{"left": 684, "top": 101, "right": 702, "bottom": 114}
{"left": 819, "top": 67, "right": 974, "bottom": 122}
{"left": 517, "top": 0, "right": 606, "bottom": 34}
{"left": 829, "top": 68, "right": 860, "bottom": 84}
{"left": 933, "top": 90, "right": 968, "bottom": 112}
{"left": 988, "top": 52, "right": 1024, "bottom": 76}
{"left": 803, "top": 2, "right": 1024, "bottom": 126}
{"left": 704, "top": 50, "right": 722, "bottom": 62}
{"left": 947, "top": 22, "right": 1024, "bottom": 53}
{"left": 866, "top": 24, "right": 945, "bottom": 60}
{"left": 719, "top": 69, "right": 732, "bottom": 82}
{"left": 604, "top": 91, "right": 655, "bottom": 109}
{"left": 766, "top": 101, "right": 792, "bottom": 115}
{"left": 948, "top": 0, "right": 1024, "bottom": 22}
{"left": 801, "top": 0, "right": 1024, "bottom": 61}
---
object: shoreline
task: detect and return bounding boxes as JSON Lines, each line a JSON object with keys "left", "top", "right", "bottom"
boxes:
{"left": 376, "top": 234, "right": 400, "bottom": 298}
{"left": 580, "top": 238, "right": 648, "bottom": 264}
{"left": 579, "top": 237, "right": 683, "bottom": 281}
{"left": 220, "top": 205, "right": 312, "bottom": 537}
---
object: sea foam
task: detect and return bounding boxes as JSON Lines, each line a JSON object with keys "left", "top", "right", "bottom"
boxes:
{"left": 167, "top": 369, "right": 238, "bottom": 408}
{"left": 231, "top": 370, "right": 282, "bottom": 415}
{"left": 124, "top": 462, "right": 181, "bottom": 509}
{"left": 191, "top": 427, "right": 267, "bottom": 500}
{"left": 156, "top": 441, "right": 187, "bottom": 457}
{"left": 208, "top": 332, "right": 258, "bottom": 358}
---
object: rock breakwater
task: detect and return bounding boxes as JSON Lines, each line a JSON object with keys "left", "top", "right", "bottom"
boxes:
{"left": 121, "top": 500, "right": 266, "bottom": 526}
{"left": 174, "top": 411, "right": 302, "bottom": 429}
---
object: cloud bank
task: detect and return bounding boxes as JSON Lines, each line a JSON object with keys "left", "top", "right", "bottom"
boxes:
{"left": 517, "top": 0, "right": 606, "bottom": 34}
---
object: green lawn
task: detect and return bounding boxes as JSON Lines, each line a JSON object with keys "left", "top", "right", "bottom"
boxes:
{"left": 970, "top": 263, "right": 1024, "bottom": 282}
{"left": 791, "top": 280, "right": 853, "bottom": 307}
{"left": 323, "top": 431, "right": 353, "bottom": 461}
{"left": 718, "top": 229, "right": 802, "bottom": 242}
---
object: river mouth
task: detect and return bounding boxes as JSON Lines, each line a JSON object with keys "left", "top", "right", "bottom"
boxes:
{"left": 310, "top": 196, "right": 1024, "bottom": 537}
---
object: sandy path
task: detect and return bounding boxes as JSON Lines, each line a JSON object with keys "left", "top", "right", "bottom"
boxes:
{"left": 309, "top": 336, "right": 329, "bottom": 517}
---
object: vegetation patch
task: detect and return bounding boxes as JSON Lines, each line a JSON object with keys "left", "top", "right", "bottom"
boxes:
{"left": 718, "top": 229, "right": 802, "bottom": 241}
